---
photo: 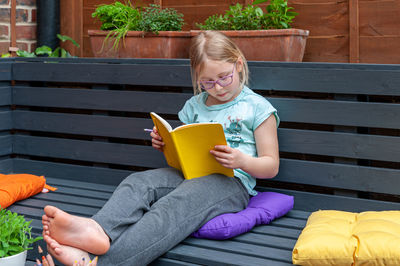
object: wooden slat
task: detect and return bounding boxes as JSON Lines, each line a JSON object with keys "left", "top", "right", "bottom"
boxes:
{"left": 0, "top": 62, "right": 12, "bottom": 81}
{"left": 249, "top": 64, "right": 400, "bottom": 95}
{"left": 0, "top": 158, "right": 13, "bottom": 173}
{"left": 13, "top": 135, "right": 168, "bottom": 168}
{"left": 165, "top": 244, "right": 291, "bottom": 266}
{"left": 251, "top": 225, "right": 302, "bottom": 239}
{"left": 0, "top": 86, "right": 11, "bottom": 106}
{"left": 263, "top": 187, "right": 400, "bottom": 212}
{"left": 234, "top": 232, "right": 297, "bottom": 250}
{"left": 349, "top": 0, "right": 360, "bottom": 63}
{"left": 275, "top": 158, "right": 400, "bottom": 195}
{"left": 13, "top": 158, "right": 129, "bottom": 186}
{"left": 12, "top": 111, "right": 180, "bottom": 139}
{"left": 360, "top": 36, "right": 400, "bottom": 64}
{"left": 13, "top": 87, "right": 190, "bottom": 114}
{"left": 13, "top": 111, "right": 155, "bottom": 139}
{"left": 182, "top": 238, "right": 293, "bottom": 263}
{"left": 279, "top": 128, "right": 400, "bottom": 162}
{"left": 11, "top": 60, "right": 400, "bottom": 95}
{"left": 0, "top": 135, "right": 12, "bottom": 156}
{"left": 0, "top": 111, "right": 12, "bottom": 131}
{"left": 270, "top": 98, "right": 400, "bottom": 129}
{"left": 12, "top": 61, "right": 192, "bottom": 86}
{"left": 12, "top": 97, "right": 400, "bottom": 131}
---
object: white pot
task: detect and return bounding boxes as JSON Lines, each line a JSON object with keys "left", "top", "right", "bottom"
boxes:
{"left": 0, "top": 250, "right": 27, "bottom": 266}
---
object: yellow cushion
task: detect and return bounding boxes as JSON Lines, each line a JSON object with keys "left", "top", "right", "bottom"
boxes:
{"left": 292, "top": 210, "right": 400, "bottom": 266}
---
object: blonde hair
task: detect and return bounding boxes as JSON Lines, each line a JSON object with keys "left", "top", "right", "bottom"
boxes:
{"left": 189, "top": 31, "right": 249, "bottom": 95}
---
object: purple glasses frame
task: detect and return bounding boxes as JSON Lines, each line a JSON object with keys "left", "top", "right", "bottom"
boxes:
{"left": 199, "top": 62, "right": 236, "bottom": 90}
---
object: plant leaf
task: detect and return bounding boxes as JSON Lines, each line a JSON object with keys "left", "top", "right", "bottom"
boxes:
{"left": 35, "top": 45, "right": 53, "bottom": 56}
{"left": 57, "top": 34, "right": 80, "bottom": 48}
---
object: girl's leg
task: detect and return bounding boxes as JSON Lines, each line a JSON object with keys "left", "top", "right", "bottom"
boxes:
{"left": 97, "top": 174, "right": 249, "bottom": 266}
{"left": 92, "top": 167, "right": 185, "bottom": 242}
{"left": 42, "top": 168, "right": 184, "bottom": 257}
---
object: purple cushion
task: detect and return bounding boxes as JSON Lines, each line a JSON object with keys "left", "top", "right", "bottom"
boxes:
{"left": 191, "top": 191, "right": 294, "bottom": 240}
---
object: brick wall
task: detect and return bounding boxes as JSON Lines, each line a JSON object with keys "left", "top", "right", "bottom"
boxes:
{"left": 0, "top": 0, "right": 37, "bottom": 55}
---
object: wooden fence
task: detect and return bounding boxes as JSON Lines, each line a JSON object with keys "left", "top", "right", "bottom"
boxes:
{"left": 60, "top": 0, "right": 400, "bottom": 64}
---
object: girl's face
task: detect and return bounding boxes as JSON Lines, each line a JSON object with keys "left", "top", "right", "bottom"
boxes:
{"left": 198, "top": 58, "right": 243, "bottom": 106}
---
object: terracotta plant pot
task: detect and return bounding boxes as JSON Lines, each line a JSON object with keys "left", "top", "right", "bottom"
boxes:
{"left": 191, "top": 29, "right": 309, "bottom": 62}
{"left": 88, "top": 30, "right": 191, "bottom": 59}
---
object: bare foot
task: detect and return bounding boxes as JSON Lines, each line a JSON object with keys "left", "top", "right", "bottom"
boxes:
{"left": 43, "top": 205, "right": 110, "bottom": 255}
{"left": 44, "top": 234, "right": 91, "bottom": 266}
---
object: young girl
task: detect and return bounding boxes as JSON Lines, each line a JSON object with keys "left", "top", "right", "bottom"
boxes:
{"left": 41, "top": 30, "right": 280, "bottom": 266}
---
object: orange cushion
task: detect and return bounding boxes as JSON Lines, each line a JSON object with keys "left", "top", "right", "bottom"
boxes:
{"left": 0, "top": 173, "right": 46, "bottom": 208}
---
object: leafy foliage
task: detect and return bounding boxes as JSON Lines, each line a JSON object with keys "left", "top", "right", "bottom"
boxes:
{"left": 91, "top": 1, "right": 185, "bottom": 50}
{"left": 197, "top": 0, "right": 298, "bottom": 30}
{"left": 0, "top": 208, "right": 42, "bottom": 258}
{"left": 1, "top": 34, "right": 80, "bottom": 58}
{"left": 140, "top": 4, "right": 184, "bottom": 33}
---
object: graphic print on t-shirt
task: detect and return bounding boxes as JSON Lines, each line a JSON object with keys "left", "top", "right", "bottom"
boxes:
{"left": 225, "top": 116, "right": 243, "bottom": 148}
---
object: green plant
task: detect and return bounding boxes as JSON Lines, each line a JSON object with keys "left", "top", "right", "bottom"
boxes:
{"left": 91, "top": 1, "right": 184, "bottom": 50}
{"left": 1, "top": 34, "right": 80, "bottom": 58}
{"left": 197, "top": 0, "right": 298, "bottom": 30}
{"left": 140, "top": 4, "right": 184, "bottom": 33}
{"left": 0, "top": 208, "right": 42, "bottom": 258}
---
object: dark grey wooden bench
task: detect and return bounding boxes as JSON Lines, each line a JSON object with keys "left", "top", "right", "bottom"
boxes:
{"left": 0, "top": 58, "right": 399, "bottom": 265}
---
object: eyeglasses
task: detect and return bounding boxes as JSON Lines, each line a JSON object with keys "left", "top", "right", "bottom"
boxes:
{"left": 199, "top": 63, "right": 236, "bottom": 90}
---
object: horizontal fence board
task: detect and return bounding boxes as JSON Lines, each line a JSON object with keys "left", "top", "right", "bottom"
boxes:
{"left": 270, "top": 98, "right": 400, "bottom": 129}
{"left": 11, "top": 60, "right": 400, "bottom": 95}
{"left": 0, "top": 158, "right": 12, "bottom": 173}
{"left": 262, "top": 187, "right": 400, "bottom": 212}
{"left": 13, "top": 111, "right": 156, "bottom": 139}
{"left": 13, "top": 87, "right": 190, "bottom": 114}
{"left": 13, "top": 93, "right": 400, "bottom": 130}
{"left": 12, "top": 61, "right": 192, "bottom": 86}
{"left": 0, "top": 135, "right": 12, "bottom": 156}
{"left": 279, "top": 128, "right": 400, "bottom": 162}
{"left": 13, "top": 158, "right": 130, "bottom": 186}
{"left": 275, "top": 159, "right": 400, "bottom": 195}
{"left": 13, "top": 135, "right": 168, "bottom": 168}
{"left": 0, "top": 62, "right": 12, "bottom": 81}
{"left": 0, "top": 86, "right": 11, "bottom": 106}
{"left": 250, "top": 65, "right": 400, "bottom": 95}
{"left": 0, "top": 111, "right": 12, "bottom": 131}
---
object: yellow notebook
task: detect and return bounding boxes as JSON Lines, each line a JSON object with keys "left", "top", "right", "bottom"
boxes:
{"left": 150, "top": 112, "right": 234, "bottom": 179}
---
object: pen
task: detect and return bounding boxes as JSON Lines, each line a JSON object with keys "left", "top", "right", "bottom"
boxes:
{"left": 144, "top": 128, "right": 153, "bottom": 132}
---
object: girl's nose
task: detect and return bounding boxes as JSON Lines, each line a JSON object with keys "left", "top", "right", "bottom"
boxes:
{"left": 214, "top": 83, "right": 224, "bottom": 91}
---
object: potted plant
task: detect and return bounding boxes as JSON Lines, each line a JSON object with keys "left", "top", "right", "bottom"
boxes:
{"left": 193, "top": 0, "right": 309, "bottom": 61}
{"left": 0, "top": 208, "right": 42, "bottom": 266}
{"left": 88, "top": 1, "right": 190, "bottom": 58}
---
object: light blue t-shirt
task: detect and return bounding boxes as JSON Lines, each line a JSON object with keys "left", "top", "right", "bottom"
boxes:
{"left": 178, "top": 86, "right": 279, "bottom": 196}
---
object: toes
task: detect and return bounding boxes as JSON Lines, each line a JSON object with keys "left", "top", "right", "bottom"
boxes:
{"left": 42, "top": 214, "right": 50, "bottom": 222}
{"left": 44, "top": 205, "right": 59, "bottom": 218}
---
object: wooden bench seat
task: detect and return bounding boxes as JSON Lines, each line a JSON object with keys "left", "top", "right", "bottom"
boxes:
{"left": 0, "top": 58, "right": 399, "bottom": 265}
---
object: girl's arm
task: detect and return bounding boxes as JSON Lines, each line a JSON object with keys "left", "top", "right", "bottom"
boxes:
{"left": 210, "top": 115, "right": 279, "bottom": 179}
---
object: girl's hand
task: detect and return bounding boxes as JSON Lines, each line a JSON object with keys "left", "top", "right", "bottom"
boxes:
{"left": 210, "top": 145, "right": 248, "bottom": 169}
{"left": 150, "top": 126, "right": 164, "bottom": 152}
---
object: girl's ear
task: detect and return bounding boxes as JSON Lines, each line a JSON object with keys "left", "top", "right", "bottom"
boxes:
{"left": 236, "top": 57, "right": 244, "bottom": 73}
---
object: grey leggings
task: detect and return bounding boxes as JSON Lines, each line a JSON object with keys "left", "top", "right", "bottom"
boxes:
{"left": 92, "top": 167, "right": 249, "bottom": 266}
